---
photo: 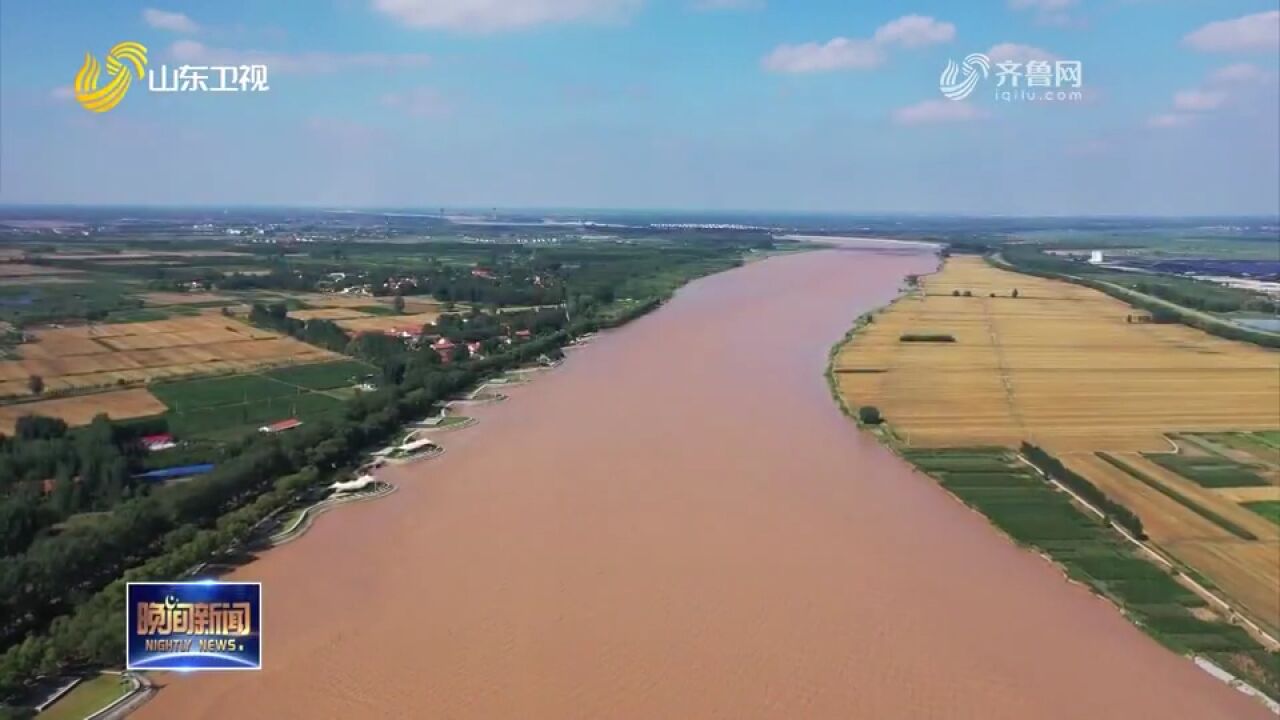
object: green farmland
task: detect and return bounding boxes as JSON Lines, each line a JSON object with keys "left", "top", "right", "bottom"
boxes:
{"left": 1244, "top": 501, "right": 1280, "bottom": 527}
{"left": 264, "top": 360, "right": 376, "bottom": 390}
{"left": 901, "top": 447, "right": 1280, "bottom": 700}
{"left": 150, "top": 362, "right": 370, "bottom": 439}
{"left": 1145, "top": 453, "right": 1270, "bottom": 488}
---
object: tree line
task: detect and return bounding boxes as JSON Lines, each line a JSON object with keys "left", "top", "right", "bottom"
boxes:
{"left": 1020, "top": 442, "right": 1146, "bottom": 540}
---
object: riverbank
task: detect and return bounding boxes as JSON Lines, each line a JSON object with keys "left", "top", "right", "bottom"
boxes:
{"left": 136, "top": 249, "right": 1269, "bottom": 720}
{"left": 829, "top": 257, "right": 1280, "bottom": 709}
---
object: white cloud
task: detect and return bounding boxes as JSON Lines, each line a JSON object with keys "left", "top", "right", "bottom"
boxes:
{"left": 986, "top": 43, "right": 1057, "bottom": 64}
{"left": 143, "top": 8, "right": 200, "bottom": 34}
{"left": 382, "top": 87, "right": 453, "bottom": 118}
{"left": 762, "top": 38, "right": 883, "bottom": 73}
{"left": 1147, "top": 113, "right": 1194, "bottom": 129}
{"left": 1152, "top": 62, "right": 1277, "bottom": 122}
{"left": 1184, "top": 11, "right": 1279, "bottom": 53}
{"left": 762, "top": 15, "right": 953, "bottom": 74}
{"left": 371, "top": 0, "right": 640, "bottom": 32}
{"left": 893, "top": 99, "right": 986, "bottom": 125}
{"left": 872, "top": 15, "right": 955, "bottom": 48}
{"left": 1210, "top": 63, "right": 1268, "bottom": 84}
{"left": 168, "top": 40, "right": 431, "bottom": 74}
{"left": 1172, "top": 89, "right": 1226, "bottom": 111}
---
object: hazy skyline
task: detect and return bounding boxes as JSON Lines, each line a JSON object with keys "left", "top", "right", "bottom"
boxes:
{"left": 1, "top": 1, "right": 1277, "bottom": 215}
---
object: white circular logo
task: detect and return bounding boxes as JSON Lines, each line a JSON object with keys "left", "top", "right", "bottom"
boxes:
{"left": 939, "top": 53, "right": 990, "bottom": 101}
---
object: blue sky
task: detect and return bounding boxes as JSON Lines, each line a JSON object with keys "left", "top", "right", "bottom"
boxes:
{"left": 1, "top": 0, "right": 1277, "bottom": 215}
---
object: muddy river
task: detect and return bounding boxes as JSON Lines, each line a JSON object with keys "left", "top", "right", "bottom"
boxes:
{"left": 137, "top": 249, "right": 1268, "bottom": 719}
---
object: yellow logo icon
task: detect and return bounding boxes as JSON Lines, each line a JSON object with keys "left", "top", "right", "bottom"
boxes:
{"left": 74, "top": 41, "right": 148, "bottom": 113}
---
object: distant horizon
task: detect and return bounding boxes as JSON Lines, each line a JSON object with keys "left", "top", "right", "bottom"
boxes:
{"left": 0, "top": 203, "right": 1278, "bottom": 223}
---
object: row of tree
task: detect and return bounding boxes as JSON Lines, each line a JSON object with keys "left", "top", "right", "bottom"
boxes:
{"left": 1020, "top": 442, "right": 1146, "bottom": 540}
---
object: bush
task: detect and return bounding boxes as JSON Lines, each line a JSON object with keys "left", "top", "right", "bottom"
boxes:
{"left": 899, "top": 333, "right": 955, "bottom": 343}
{"left": 857, "top": 406, "right": 883, "bottom": 425}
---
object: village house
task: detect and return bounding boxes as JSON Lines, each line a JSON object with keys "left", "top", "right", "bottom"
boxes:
{"left": 431, "top": 337, "right": 457, "bottom": 363}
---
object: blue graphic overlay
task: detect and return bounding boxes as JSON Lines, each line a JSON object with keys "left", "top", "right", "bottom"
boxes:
{"left": 127, "top": 582, "right": 262, "bottom": 671}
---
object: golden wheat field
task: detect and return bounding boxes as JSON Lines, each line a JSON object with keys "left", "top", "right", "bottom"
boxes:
{"left": 0, "top": 314, "right": 338, "bottom": 400}
{"left": 837, "top": 256, "right": 1280, "bottom": 633}
{"left": 336, "top": 312, "right": 443, "bottom": 334}
{"left": 0, "top": 388, "right": 168, "bottom": 435}
{"left": 835, "top": 257, "right": 1280, "bottom": 452}
{"left": 288, "top": 307, "right": 374, "bottom": 321}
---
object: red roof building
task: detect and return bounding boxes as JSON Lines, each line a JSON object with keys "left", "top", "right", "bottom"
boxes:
{"left": 140, "top": 433, "right": 176, "bottom": 452}
{"left": 383, "top": 326, "right": 423, "bottom": 340}
{"left": 259, "top": 418, "right": 304, "bottom": 433}
{"left": 431, "top": 337, "right": 457, "bottom": 363}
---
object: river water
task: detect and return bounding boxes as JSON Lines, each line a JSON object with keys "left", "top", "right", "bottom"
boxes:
{"left": 137, "top": 249, "right": 1269, "bottom": 719}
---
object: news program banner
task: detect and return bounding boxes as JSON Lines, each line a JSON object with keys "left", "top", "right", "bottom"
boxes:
{"left": 126, "top": 582, "right": 262, "bottom": 671}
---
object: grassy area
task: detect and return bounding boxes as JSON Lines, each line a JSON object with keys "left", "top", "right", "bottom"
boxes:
{"left": 1097, "top": 453, "right": 1259, "bottom": 541}
{"left": 165, "top": 392, "right": 341, "bottom": 438}
{"left": 263, "top": 360, "right": 376, "bottom": 390}
{"left": 38, "top": 674, "right": 130, "bottom": 720}
{"left": 1145, "top": 453, "right": 1270, "bottom": 488}
{"left": 0, "top": 282, "right": 142, "bottom": 328}
{"left": 1243, "top": 501, "right": 1280, "bottom": 527}
{"left": 151, "top": 373, "right": 347, "bottom": 439}
{"left": 151, "top": 375, "right": 304, "bottom": 411}
{"left": 898, "top": 447, "right": 1279, "bottom": 700}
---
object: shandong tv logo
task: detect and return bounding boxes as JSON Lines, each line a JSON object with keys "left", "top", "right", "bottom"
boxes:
{"left": 127, "top": 582, "right": 263, "bottom": 671}
{"left": 74, "top": 41, "right": 270, "bottom": 113}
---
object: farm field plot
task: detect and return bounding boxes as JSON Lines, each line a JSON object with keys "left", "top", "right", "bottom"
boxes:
{"left": 903, "top": 448, "right": 1276, "bottom": 696}
{"left": 0, "top": 276, "right": 85, "bottom": 285}
{"left": 1066, "top": 452, "right": 1280, "bottom": 631}
{"left": 287, "top": 307, "right": 373, "bottom": 321}
{"left": 155, "top": 372, "right": 344, "bottom": 439}
{"left": 835, "top": 257, "right": 1280, "bottom": 452}
{"left": 141, "top": 291, "right": 235, "bottom": 306}
{"left": 0, "top": 387, "right": 166, "bottom": 434}
{"left": 838, "top": 256, "right": 1280, "bottom": 642}
{"left": 0, "top": 263, "right": 80, "bottom": 277}
{"left": 336, "top": 311, "right": 442, "bottom": 333}
{"left": 262, "top": 292, "right": 442, "bottom": 314}
{"left": 35, "top": 250, "right": 250, "bottom": 261}
{"left": 0, "top": 315, "right": 339, "bottom": 399}
{"left": 264, "top": 360, "right": 375, "bottom": 390}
